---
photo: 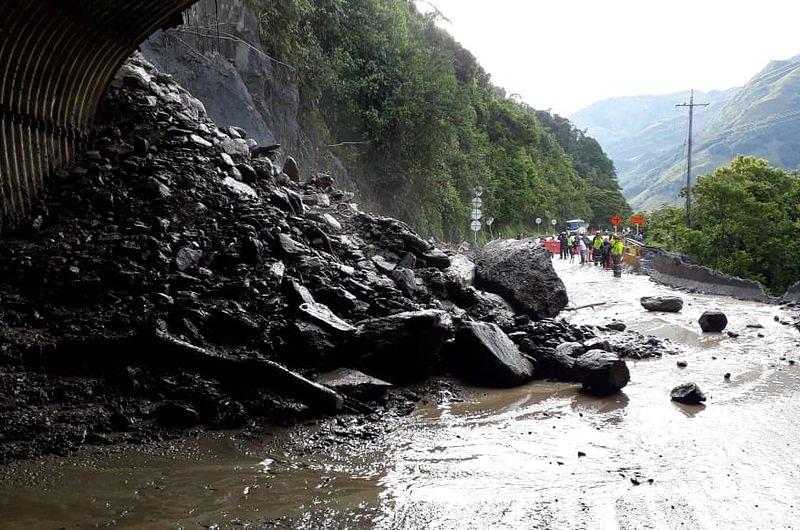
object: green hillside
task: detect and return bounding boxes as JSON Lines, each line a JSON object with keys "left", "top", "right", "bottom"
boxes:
{"left": 252, "top": 0, "right": 629, "bottom": 238}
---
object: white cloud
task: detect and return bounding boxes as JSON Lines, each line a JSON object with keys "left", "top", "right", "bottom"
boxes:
{"left": 418, "top": 0, "right": 800, "bottom": 114}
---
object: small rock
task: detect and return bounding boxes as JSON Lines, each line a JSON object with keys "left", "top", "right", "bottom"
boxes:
{"left": 670, "top": 382, "right": 706, "bottom": 405}
{"left": 175, "top": 247, "right": 202, "bottom": 272}
{"left": 316, "top": 368, "right": 392, "bottom": 401}
{"left": 299, "top": 302, "right": 356, "bottom": 334}
{"left": 391, "top": 267, "right": 417, "bottom": 297}
{"left": 640, "top": 296, "right": 683, "bottom": 313}
{"left": 699, "top": 311, "right": 728, "bottom": 333}
{"left": 222, "top": 177, "right": 258, "bottom": 198}
{"left": 189, "top": 134, "right": 212, "bottom": 148}
{"left": 677, "top": 360, "right": 688, "bottom": 368}
{"left": 606, "top": 321, "right": 627, "bottom": 332}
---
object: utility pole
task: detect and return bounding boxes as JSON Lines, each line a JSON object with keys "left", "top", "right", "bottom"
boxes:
{"left": 676, "top": 90, "right": 709, "bottom": 228}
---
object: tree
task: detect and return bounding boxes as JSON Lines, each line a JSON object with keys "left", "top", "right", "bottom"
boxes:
{"left": 647, "top": 156, "right": 800, "bottom": 294}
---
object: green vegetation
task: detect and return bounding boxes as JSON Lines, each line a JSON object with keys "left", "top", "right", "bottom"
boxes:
{"left": 253, "top": 0, "right": 629, "bottom": 239}
{"left": 646, "top": 156, "right": 800, "bottom": 295}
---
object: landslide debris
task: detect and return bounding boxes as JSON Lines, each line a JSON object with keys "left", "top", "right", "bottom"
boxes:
{"left": 0, "top": 55, "right": 665, "bottom": 463}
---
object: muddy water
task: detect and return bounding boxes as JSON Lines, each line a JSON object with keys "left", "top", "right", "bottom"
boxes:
{"left": 3, "top": 260, "right": 800, "bottom": 529}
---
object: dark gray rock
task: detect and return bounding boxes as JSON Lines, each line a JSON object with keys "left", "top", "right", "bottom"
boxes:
{"left": 699, "top": 311, "right": 728, "bottom": 332}
{"left": 421, "top": 248, "right": 451, "bottom": 269}
{"left": 283, "top": 156, "right": 300, "bottom": 182}
{"left": 391, "top": 267, "right": 417, "bottom": 297}
{"left": 400, "top": 232, "right": 433, "bottom": 255}
{"left": 671, "top": 382, "right": 706, "bottom": 405}
{"left": 299, "top": 302, "right": 356, "bottom": 334}
{"left": 154, "top": 401, "right": 200, "bottom": 428}
{"left": 175, "top": 247, "right": 202, "bottom": 272}
{"left": 606, "top": 321, "right": 627, "bottom": 332}
{"left": 556, "top": 342, "right": 586, "bottom": 358}
{"left": 277, "top": 233, "right": 308, "bottom": 257}
{"left": 316, "top": 368, "right": 392, "bottom": 401}
{"left": 451, "top": 321, "right": 535, "bottom": 387}
{"left": 574, "top": 350, "right": 630, "bottom": 395}
{"left": 640, "top": 296, "right": 683, "bottom": 312}
{"left": 396, "top": 252, "right": 417, "bottom": 270}
{"left": 475, "top": 239, "right": 568, "bottom": 319}
{"left": 349, "top": 310, "right": 453, "bottom": 383}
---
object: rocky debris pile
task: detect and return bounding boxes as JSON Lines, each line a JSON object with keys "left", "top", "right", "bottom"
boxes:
{"left": 0, "top": 55, "right": 663, "bottom": 463}
{"left": 671, "top": 383, "right": 707, "bottom": 405}
{"left": 699, "top": 311, "right": 728, "bottom": 332}
{"left": 641, "top": 296, "right": 683, "bottom": 313}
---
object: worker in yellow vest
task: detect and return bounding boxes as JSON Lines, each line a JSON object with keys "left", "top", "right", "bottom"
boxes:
{"left": 592, "top": 233, "right": 603, "bottom": 266}
{"left": 611, "top": 235, "right": 625, "bottom": 277}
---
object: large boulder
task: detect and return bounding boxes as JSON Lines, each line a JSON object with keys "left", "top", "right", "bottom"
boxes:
{"left": 535, "top": 347, "right": 629, "bottom": 395}
{"left": 671, "top": 382, "right": 706, "bottom": 405}
{"left": 699, "top": 311, "right": 728, "bottom": 332}
{"left": 450, "top": 321, "right": 535, "bottom": 387}
{"left": 348, "top": 310, "right": 453, "bottom": 383}
{"left": 574, "top": 350, "right": 630, "bottom": 395}
{"left": 475, "top": 239, "right": 568, "bottom": 319}
{"left": 640, "top": 296, "right": 683, "bottom": 312}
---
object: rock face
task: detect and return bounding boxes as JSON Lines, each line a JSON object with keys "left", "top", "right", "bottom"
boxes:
{"left": 699, "top": 311, "right": 728, "bottom": 332}
{"left": 476, "top": 239, "right": 568, "bottom": 319}
{"left": 451, "top": 321, "right": 535, "bottom": 388}
{"left": 671, "top": 382, "right": 706, "bottom": 405}
{"left": 640, "top": 296, "right": 683, "bottom": 312}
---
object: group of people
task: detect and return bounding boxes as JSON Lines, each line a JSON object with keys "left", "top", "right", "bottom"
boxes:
{"left": 549, "top": 231, "right": 625, "bottom": 270}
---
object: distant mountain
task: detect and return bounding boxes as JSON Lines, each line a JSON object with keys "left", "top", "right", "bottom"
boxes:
{"left": 571, "top": 89, "right": 738, "bottom": 208}
{"left": 572, "top": 54, "right": 800, "bottom": 210}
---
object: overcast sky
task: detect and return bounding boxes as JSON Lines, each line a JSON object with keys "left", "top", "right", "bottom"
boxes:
{"left": 417, "top": 0, "right": 800, "bottom": 115}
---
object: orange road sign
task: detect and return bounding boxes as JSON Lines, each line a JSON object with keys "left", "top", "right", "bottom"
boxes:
{"left": 631, "top": 215, "right": 646, "bottom": 225}
{"left": 611, "top": 215, "right": 622, "bottom": 227}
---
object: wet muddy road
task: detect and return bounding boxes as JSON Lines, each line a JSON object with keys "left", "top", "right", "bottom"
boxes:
{"left": 3, "top": 260, "right": 799, "bottom": 529}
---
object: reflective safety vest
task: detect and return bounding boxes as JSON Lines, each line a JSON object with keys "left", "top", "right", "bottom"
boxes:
{"left": 593, "top": 237, "right": 603, "bottom": 249}
{"left": 611, "top": 240, "right": 624, "bottom": 256}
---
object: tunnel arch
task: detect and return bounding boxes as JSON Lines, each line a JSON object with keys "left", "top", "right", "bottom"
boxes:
{"left": 0, "top": 0, "right": 200, "bottom": 230}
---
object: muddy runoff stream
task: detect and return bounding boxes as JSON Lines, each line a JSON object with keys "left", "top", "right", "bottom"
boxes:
{"left": 2, "top": 259, "right": 799, "bottom": 529}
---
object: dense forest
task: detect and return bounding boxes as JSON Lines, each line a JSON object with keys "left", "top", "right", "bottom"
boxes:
{"left": 252, "top": 0, "right": 630, "bottom": 239}
{"left": 646, "top": 156, "right": 800, "bottom": 295}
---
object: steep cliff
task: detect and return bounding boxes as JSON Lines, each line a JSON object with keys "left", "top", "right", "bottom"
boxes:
{"left": 142, "top": 0, "right": 353, "bottom": 191}
{"left": 143, "top": 0, "right": 628, "bottom": 237}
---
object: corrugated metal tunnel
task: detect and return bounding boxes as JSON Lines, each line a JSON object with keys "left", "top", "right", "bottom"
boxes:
{"left": 0, "top": 0, "right": 199, "bottom": 230}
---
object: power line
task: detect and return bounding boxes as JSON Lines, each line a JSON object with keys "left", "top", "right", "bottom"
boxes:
{"left": 676, "top": 89, "right": 709, "bottom": 228}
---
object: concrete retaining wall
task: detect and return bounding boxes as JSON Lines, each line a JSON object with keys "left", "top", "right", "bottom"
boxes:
{"left": 640, "top": 247, "right": 776, "bottom": 303}
{"left": 783, "top": 282, "right": 800, "bottom": 303}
